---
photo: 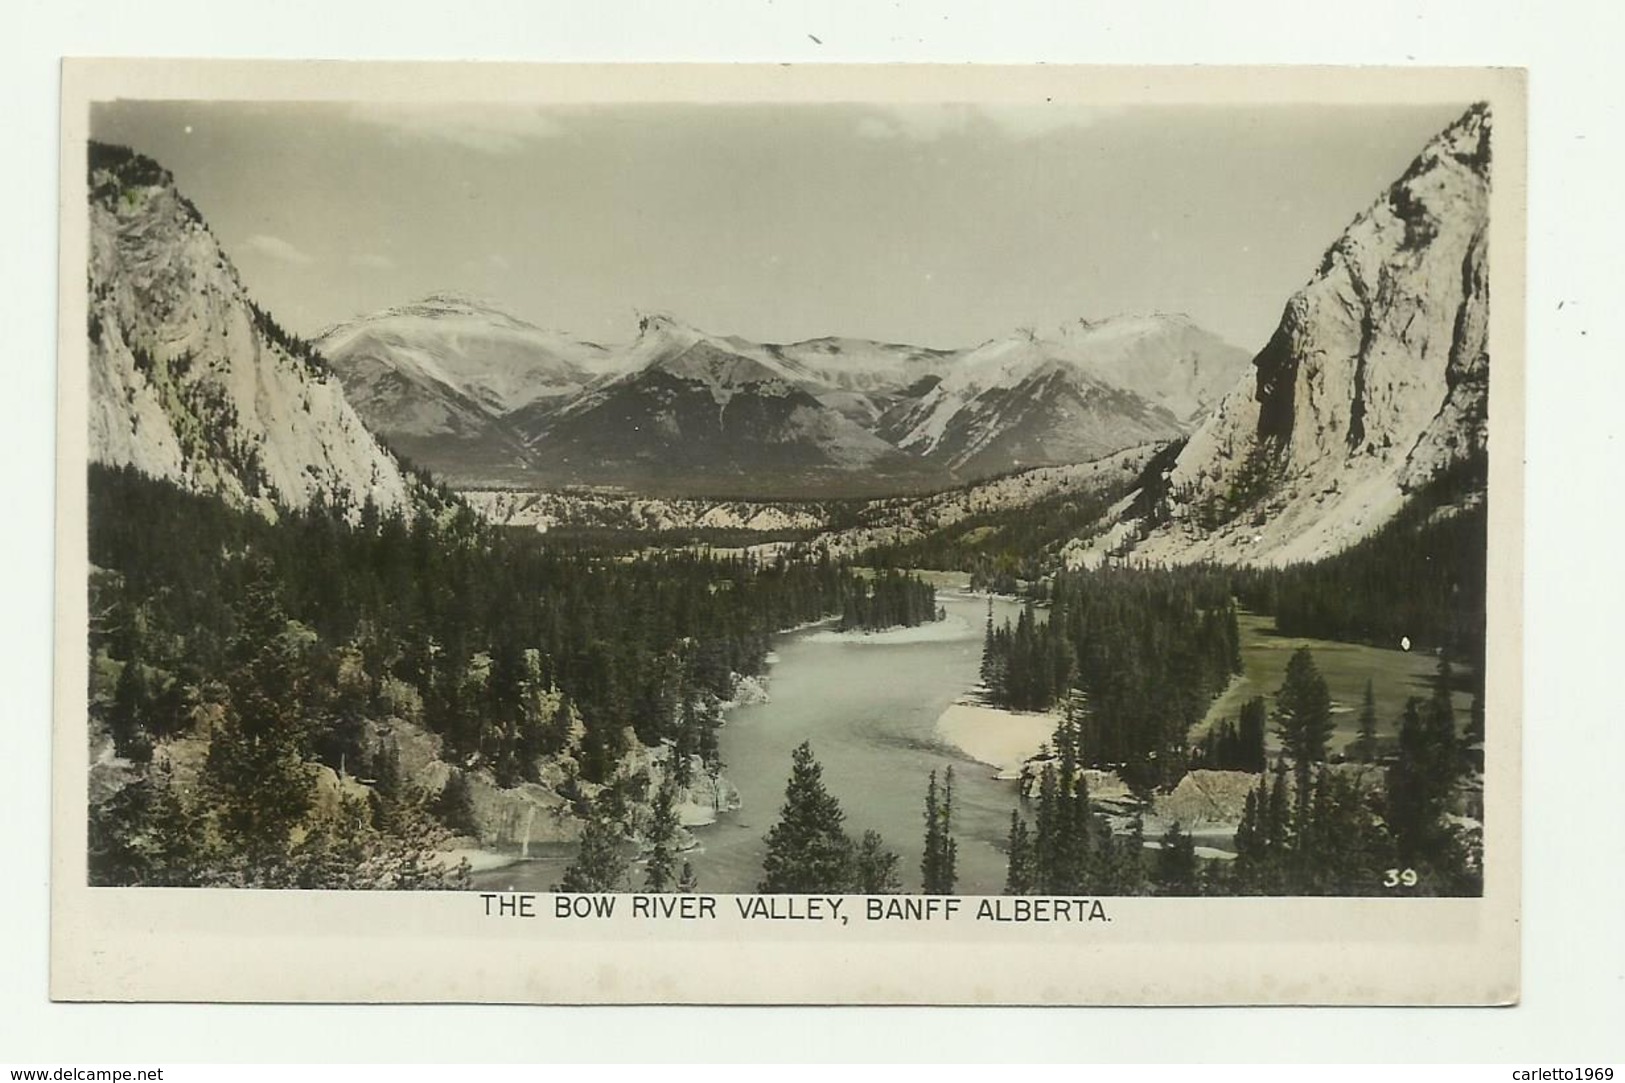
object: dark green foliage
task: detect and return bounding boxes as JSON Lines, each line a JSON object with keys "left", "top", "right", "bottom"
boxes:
{"left": 1004, "top": 712, "right": 1147, "bottom": 895}
{"left": 86, "top": 464, "right": 884, "bottom": 888}
{"left": 202, "top": 565, "right": 319, "bottom": 867}
{"left": 108, "top": 657, "right": 157, "bottom": 764}
{"left": 920, "top": 767, "right": 957, "bottom": 895}
{"left": 1198, "top": 696, "right": 1266, "bottom": 772}
{"left": 89, "top": 464, "right": 869, "bottom": 789}
{"left": 1192, "top": 440, "right": 1283, "bottom": 531}
{"left": 852, "top": 830, "right": 902, "bottom": 894}
{"left": 642, "top": 776, "right": 681, "bottom": 893}
{"left": 1002, "top": 810, "right": 1035, "bottom": 895}
{"left": 247, "top": 299, "right": 332, "bottom": 377}
{"left": 1386, "top": 683, "right": 1464, "bottom": 869}
{"left": 556, "top": 817, "right": 629, "bottom": 893}
{"left": 1273, "top": 648, "right": 1334, "bottom": 817}
{"left": 1232, "top": 454, "right": 1488, "bottom": 668}
{"left": 759, "top": 742, "right": 856, "bottom": 893}
{"left": 1229, "top": 659, "right": 1478, "bottom": 896}
{"left": 838, "top": 569, "right": 940, "bottom": 632}
{"left": 1354, "top": 679, "right": 1380, "bottom": 764}
{"left": 435, "top": 769, "right": 479, "bottom": 838}
{"left": 87, "top": 765, "right": 211, "bottom": 886}
{"left": 1232, "top": 757, "right": 1399, "bottom": 896}
{"left": 857, "top": 480, "right": 1134, "bottom": 588}
{"left": 757, "top": 742, "right": 907, "bottom": 893}
{"left": 980, "top": 566, "right": 1242, "bottom": 789}
{"left": 1153, "top": 822, "right": 1199, "bottom": 896}
{"left": 88, "top": 141, "right": 203, "bottom": 223}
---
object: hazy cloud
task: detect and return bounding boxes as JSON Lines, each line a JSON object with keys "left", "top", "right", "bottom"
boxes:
{"left": 350, "top": 252, "right": 396, "bottom": 270}
{"left": 348, "top": 103, "right": 568, "bottom": 154}
{"left": 460, "top": 253, "right": 512, "bottom": 274}
{"left": 242, "top": 233, "right": 315, "bottom": 265}
{"left": 855, "top": 104, "right": 1120, "bottom": 143}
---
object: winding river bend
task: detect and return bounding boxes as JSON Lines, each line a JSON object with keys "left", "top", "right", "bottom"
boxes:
{"left": 472, "top": 587, "right": 1033, "bottom": 894}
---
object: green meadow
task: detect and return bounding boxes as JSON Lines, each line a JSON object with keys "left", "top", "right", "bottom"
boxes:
{"left": 1198, "top": 612, "right": 1477, "bottom": 757}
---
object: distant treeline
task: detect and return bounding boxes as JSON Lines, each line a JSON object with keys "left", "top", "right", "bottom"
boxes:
{"left": 860, "top": 485, "right": 1132, "bottom": 595}
{"left": 973, "top": 455, "right": 1487, "bottom": 785}
{"left": 1232, "top": 456, "right": 1489, "bottom": 667}
{"left": 87, "top": 465, "right": 936, "bottom": 886}
{"left": 981, "top": 567, "right": 1243, "bottom": 791}
{"left": 838, "top": 570, "right": 941, "bottom": 632}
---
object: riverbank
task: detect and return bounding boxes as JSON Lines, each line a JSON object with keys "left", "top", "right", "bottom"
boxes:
{"left": 934, "top": 699, "right": 1059, "bottom": 777}
{"left": 434, "top": 847, "right": 522, "bottom": 874}
{"left": 804, "top": 613, "right": 975, "bottom": 646}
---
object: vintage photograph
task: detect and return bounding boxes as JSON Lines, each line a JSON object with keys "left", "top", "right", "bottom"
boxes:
{"left": 54, "top": 62, "right": 1524, "bottom": 1003}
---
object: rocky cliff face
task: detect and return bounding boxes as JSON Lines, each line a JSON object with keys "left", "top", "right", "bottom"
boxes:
{"left": 87, "top": 143, "right": 421, "bottom": 520}
{"left": 1068, "top": 104, "right": 1492, "bottom": 567}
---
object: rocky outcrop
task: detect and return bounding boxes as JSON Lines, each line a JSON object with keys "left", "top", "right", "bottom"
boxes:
{"left": 1067, "top": 104, "right": 1492, "bottom": 567}
{"left": 86, "top": 143, "right": 422, "bottom": 521}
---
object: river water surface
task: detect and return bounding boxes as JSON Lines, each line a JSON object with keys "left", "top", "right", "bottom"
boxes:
{"left": 472, "top": 587, "right": 1033, "bottom": 894}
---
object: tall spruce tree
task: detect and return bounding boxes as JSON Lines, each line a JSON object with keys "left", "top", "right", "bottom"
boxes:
{"left": 204, "top": 563, "right": 317, "bottom": 877}
{"left": 1272, "top": 648, "right": 1333, "bottom": 819}
{"left": 759, "top": 741, "right": 854, "bottom": 893}
{"left": 852, "top": 830, "right": 902, "bottom": 893}
{"left": 920, "top": 767, "right": 958, "bottom": 894}
{"left": 1003, "top": 811, "right": 1036, "bottom": 895}
{"left": 1154, "top": 821, "right": 1199, "bottom": 896}
{"left": 557, "top": 816, "right": 628, "bottom": 892}
{"left": 1355, "top": 679, "right": 1379, "bottom": 764}
{"left": 642, "top": 775, "right": 680, "bottom": 892}
{"left": 1386, "top": 693, "right": 1462, "bottom": 868}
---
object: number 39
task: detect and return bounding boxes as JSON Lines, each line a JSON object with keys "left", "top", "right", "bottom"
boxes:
{"left": 1383, "top": 868, "right": 1419, "bottom": 888}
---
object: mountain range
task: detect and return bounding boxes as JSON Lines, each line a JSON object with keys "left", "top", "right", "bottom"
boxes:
{"left": 315, "top": 299, "right": 1252, "bottom": 496}
{"left": 86, "top": 99, "right": 1494, "bottom": 566}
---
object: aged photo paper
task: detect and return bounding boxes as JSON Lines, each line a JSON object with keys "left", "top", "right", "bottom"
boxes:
{"left": 53, "top": 60, "right": 1525, "bottom": 1004}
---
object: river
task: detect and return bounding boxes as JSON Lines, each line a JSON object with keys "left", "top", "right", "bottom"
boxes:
{"left": 471, "top": 585, "right": 1034, "bottom": 894}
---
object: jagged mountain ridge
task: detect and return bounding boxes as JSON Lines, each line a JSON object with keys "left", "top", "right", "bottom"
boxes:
{"left": 324, "top": 300, "right": 1249, "bottom": 493}
{"left": 509, "top": 313, "right": 942, "bottom": 496}
{"left": 1066, "top": 103, "right": 1493, "bottom": 568}
{"left": 86, "top": 143, "right": 424, "bottom": 520}
{"left": 875, "top": 316, "right": 1249, "bottom": 477}
{"left": 312, "top": 293, "right": 622, "bottom": 480}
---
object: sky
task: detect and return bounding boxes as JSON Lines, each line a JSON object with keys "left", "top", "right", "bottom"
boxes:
{"left": 90, "top": 99, "right": 1470, "bottom": 353}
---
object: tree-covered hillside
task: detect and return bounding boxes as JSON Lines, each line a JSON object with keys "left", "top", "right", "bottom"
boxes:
{"left": 87, "top": 464, "right": 936, "bottom": 887}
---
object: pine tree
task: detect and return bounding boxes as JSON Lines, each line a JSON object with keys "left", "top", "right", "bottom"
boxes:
{"left": 204, "top": 564, "right": 317, "bottom": 874}
{"left": 1355, "top": 679, "right": 1379, "bottom": 764}
{"left": 1154, "top": 821, "right": 1199, "bottom": 896}
{"left": 1386, "top": 693, "right": 1462, "bottom": 869}
{"left": 557, "top": 816, "right": 628, "bottom": 892}
{"left": 1003, "top": 811, "right": 1035, "bottom": 895}
{"left": 980, "top": 598, "right": 1006, "bottom": 701}
{"left": 920, "top": 767, "right": 958, "bottom": 894}
{"left": 642, "top": 775, "right": 680, "bottom": 892}
{"left": 759, "top": 741, "right": 854, "bottom": 893}
{"left": 434, "top": 769, "right": 479, "bottom": 837}
{"left": 1238, "top": 696, "right": 1267, "bottom": 772}
{"left": 852, "top": 830, "right": 902, "bottom": 893}
{"left": 1272, "top": 648, "right": 1333, "bottom": 819}
{"left": 109, "top": 656, "right": 155, "bottom": 764}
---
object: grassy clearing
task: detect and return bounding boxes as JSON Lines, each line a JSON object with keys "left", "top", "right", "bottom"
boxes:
{"left": 1197, "top": 612, "right": 1475, "bottom": 757}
